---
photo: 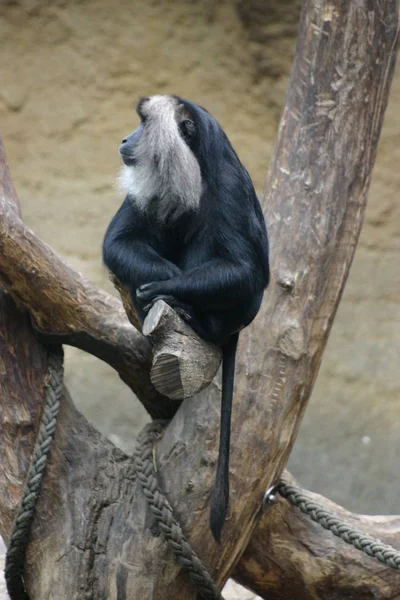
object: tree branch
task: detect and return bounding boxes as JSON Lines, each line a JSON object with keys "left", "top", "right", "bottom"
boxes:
{"left": 235, "top": 472, "right": 400, "bottom": 599}
{"left": 0, "top": 140, "right": 174, "bottom": 419}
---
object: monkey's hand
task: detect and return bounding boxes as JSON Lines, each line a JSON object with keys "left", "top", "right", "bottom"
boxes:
{"left": 137, "top": 281, "right": 170, "bottom": 304}
{"left": 137, "top": 281, "right": 165, "bottom": 299}
{"left": 138, "top": 284, "right": 194, "bottom": 324}
{"left": 137, "top": 281, "right": 178, "bottom": 314}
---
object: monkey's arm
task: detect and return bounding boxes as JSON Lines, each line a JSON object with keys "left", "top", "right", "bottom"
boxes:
{"left": 104, "top": 238, "right": 181, "bottom": 288}
{"left": 103, "top": 197, "right": 182, "bottom": 289}
{"left": 137, "top": 259, "right": 260, "bottom": 310}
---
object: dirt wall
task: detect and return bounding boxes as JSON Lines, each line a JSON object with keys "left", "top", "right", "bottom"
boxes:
{"left": 0, "top": 0, "right": 399, "bottom": 516}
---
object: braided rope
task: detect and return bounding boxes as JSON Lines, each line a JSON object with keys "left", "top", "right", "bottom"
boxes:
{"left": 6, "top": 348, "right": 399, "bottom": 599}
{"left": 5, "top": 348, "right": 64, "bottom": 600}
{"left": 134, "top": 421, "right": 223, "bottom": 600}
{"left": 278, "top": 477, "right": 400, "bottom": 570}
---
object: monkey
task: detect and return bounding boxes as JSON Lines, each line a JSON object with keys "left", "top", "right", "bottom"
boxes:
{"left": 103, "top": 95, "right": 269, "bottom": 542}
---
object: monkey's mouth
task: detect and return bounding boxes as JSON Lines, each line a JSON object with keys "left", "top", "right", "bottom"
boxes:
{"left": 119, "top": 143, "right": 137, "bottom": 166}
{"left": 120, "top": 154, "right": 137, "bottom": 167}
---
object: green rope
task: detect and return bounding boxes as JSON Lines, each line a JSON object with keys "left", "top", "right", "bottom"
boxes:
{"left": 134, "top": 421, "right": 223, "bottom": 600}
{"left": 5, "top": 347, "right": 64, "bottom": 600}
{"left": 4, "top": 354, "right": 222, "bottom": 600}
{"left": 6, "top": 345, "right": 399, "bottom": 600}
{"left": 277, "top": 476, "right": 400, "bottom": 570}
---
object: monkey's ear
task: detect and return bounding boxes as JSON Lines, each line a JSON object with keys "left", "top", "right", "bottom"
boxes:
{"left": 176, "top": 102, "right": 193, "bottom": 123}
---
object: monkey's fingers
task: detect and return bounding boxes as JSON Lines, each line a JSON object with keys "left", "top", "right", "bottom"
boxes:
{"left": 137, "top": 282, "right": 164, "bottom": 301}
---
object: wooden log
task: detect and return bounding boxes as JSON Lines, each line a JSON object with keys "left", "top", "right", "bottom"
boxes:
{"left": 108, "top": 278, "right": 223, "bottom": 400}
{"left": 142, "top": 300, "right": 222, "bottom": 400}
{"left": 235, "top": 472, "right": 400, "bottom": 599}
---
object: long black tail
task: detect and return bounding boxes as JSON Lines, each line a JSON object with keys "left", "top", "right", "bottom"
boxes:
{"left": 209, "top": 332, "right": 239, "bottom": 542}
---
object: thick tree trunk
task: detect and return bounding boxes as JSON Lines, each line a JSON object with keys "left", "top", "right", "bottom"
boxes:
{"left": 0, "top": 0, "right": 399, "bottom": 598}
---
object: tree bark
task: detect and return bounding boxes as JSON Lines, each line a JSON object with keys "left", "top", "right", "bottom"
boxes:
{"left": 235, "top": 473, "right": 400, "bottom": 599}
{"left": 0, "top": 0, "right": 399, "bottom": 598}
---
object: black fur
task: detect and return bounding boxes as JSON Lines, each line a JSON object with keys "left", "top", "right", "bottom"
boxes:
{"left": 103, "top": 96, "right": 269, "bottom": 542}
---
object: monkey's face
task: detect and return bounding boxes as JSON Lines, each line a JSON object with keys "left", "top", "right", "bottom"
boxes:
{"left": 119, "top": 96, "right": 197, "bottom": 166}
{"left": 117, "top": 95, "right": 202, "bottom": 213}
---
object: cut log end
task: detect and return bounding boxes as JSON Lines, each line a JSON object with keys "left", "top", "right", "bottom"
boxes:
{"left": 109, "top": 283, "right": 223, "bottom": 401}
{"left": 150, "top": 352, "right": 184, "bottom": 399}
{"left": 143, "top": 300, "right": 222, "bottom": 400}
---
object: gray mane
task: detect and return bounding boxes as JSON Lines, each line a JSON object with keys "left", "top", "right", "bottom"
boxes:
{"left": 117, "top": 95, "right": 202, "bottom": 220}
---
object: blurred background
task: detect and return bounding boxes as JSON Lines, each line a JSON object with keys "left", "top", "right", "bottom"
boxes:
{"left": 0, "top": 0, "right": 399, "bottom": 595}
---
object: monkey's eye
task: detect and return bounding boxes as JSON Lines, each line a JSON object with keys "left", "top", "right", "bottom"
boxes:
{"left": 180, "top": 120, "right": 196, "bottom": 142}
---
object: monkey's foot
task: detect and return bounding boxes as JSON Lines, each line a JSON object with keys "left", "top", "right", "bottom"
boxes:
{"left": 137, "top": 282, "right": 164, "bottom": 302}
{"left": 172, "top": 306, "right": 192, "bottom": 323}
